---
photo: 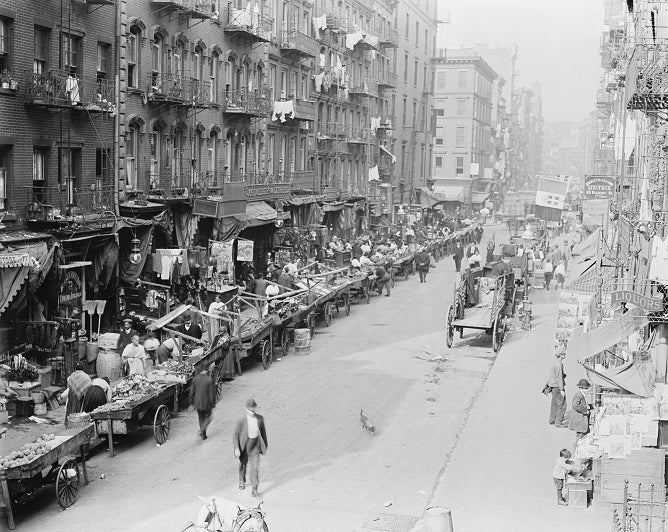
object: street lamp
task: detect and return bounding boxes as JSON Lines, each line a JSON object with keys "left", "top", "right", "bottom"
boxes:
{"left": 129, "top": 237, "right": 142, "bottom": 265}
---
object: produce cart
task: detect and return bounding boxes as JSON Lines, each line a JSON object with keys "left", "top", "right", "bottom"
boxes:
{"left": 349, "top": 271, "right": 373, "bottom": 304}
{"left": 391, "top": 252, "right": 415, "bottom": 281}
{"left": 89, "top": 379, "right": 179, "bottom": 457}
{"left": 225, "top": 293, "right": 275, "bottom": 374}
{"left": 0, "top": 424, "right": 94, "bottom": 529}
{"left": 445, "top": 268, "right": 513, "bottom": 353}
{"left": 301, "top": 267, "right": 354, "bottom": 324}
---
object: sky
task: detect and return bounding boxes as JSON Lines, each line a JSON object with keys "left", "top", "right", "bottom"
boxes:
{"left": 438, "top": 0, "right": 605, "bottom": 123}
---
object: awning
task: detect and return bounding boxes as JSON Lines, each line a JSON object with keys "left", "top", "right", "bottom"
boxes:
{"left": 564, "top": 261, "right": 615, "bottom": 294}
{"left": 322, "top": 202, "right": 345, "bottom": 212}
{"left": 433, "top": 186, "right": 465, "bottom": 203}
{"left": 236, "top": 201, "right": 279, "bottom": 227}
{"left": 288, "top": 196, "right": 318, "bottom": 206}
{"left": 419, "top": 187, "right": 446, "bottom": 209}
{"left": 571, "top": 228, "right": 600, "bottom": 261}
{"left": 380, "top": 146, "right": 396, "bottom": 163}
{"left": 582, "top": 359, "right": 654, "bottom": 397}
{"left": 471, "top": 191, "right": 490, "bottom": 205}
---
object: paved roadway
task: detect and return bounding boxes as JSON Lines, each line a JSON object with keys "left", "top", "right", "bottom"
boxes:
{"left": 17, "top": 226, "right": 503, "bottom": 532}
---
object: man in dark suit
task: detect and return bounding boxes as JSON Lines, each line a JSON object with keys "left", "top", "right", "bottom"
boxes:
{"left": 233, "top": 398, "right": 268, "bottom": 497}
{"left": 178, "top": 312, "right": 203, "bottom": 351}
{"left": 453, "top": 238, "right": 464, "bottom": 272}
{"left": 569, "top": 379, "right": 591, "bottom": 443}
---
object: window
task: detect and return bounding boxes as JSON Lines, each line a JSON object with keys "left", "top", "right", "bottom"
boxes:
{"left": 0, "top": 17, "right": 11, "bottom": 73}
{"left": 291, "top": 71, "right": 298, "bottom": 98}
{"left": 193, "top": 46, "right": 204, "bottom": 81}
{"left": 415, "top": 21, "right": 419, "bottom": 47}
{"left": 209, "top": 131, "right": 218, "bottom": 184}
{"left": 33, "top": 147, "right": 48, "bottom": 201}
{"left": 456, "top": 127, "right": 465, "bottom": 147}
{"left": 403, "top": 53, "right": 408, "bottom": 82}
{"left": 405, "top": 14, "right": 409, "bottom": 39}
{"left": 34, "top": 26, "right": 49, "bottom": 75}
{"left": 62, "top": 33, "right": 82, "bottom": 75}
{"left": 301, "top": 74, "right": 308, "bottom": 100}
{"left": 458, "top": 70, "right": 467, "bottom": 91}
{"left": 435, "top": 157, "right": 442, "bottom": 168}
{"left": 436, "top": 108, "right": 444, "bottom": 116}
{"left": 423, "top": 65, "right": 427, "bottom": 90}
{"left": 0, "top": 146, "right": 9, "bottom": 210}
{"left": 127, "top": 26, "right": 140, "bottom": 88}
{"left": 402, "top": 97, "right": 407, "bottom": 126}
{"left": 436, "top": 71, "right": 446, "bottom": 91}
{"left": 456, "top": 99, "right": 467, "bottom": 116}
{"left": 59, "top": 148, "right": 81, "bottom": 204}
{"left": 209, "top": 52, "right": 218, "bottom": 103}
{"left": 412, "top": 101, "right": 417, "bottom": 127}
{"left": 414, "top": 59, "right": 418, "bottom": 87}
{"left": 424, "top": 29, "right": 428, "bottom": 52}
{"left": 97, "top": 42, "right": 110, "bottom": 80}
{"left": 126, "top": 124, "right": 139, "bottom": 189}
{"left": 280, "top": 68, "right": 287, "bottom": 99}
{"left": 435, "top": 138, "right": 443, "bottom": 145}
{"left": 456, "top": 156, "right": 464, "bottom": 175}
{"left": 96, "top": 148, "right": 111, "bottom": 189}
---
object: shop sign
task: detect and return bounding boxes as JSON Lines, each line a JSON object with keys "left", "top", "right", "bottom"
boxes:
{"left": 584, "top": 175, "right": 615, "bottom": 199}
{"left": 245, "top": 183, "right": 291, "bottom": 200}
{"left": 236, "top": 239, "right": 254, "bottom": 262}
{"left": 59, "top": 270, "right": 82, "bottom": 305}
{"left": 0, "top": 253, "right": 31, "bottom": 268}
{"left": 611, "top": 289, "right": 663, "bottom": 312}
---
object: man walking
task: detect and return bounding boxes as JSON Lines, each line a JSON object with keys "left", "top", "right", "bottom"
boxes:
{"left": 569, "top": 379, "right": 591, "bottom": 443}
{"left": 374, "top": 264, "right": 392, "bottom": 297}
{"left": 233, "top": 398, "right": 268, "bottom": 497}
{"left": 546, "top": 350, "right": 567, "bottom": 427}
{"left": 190, "top": 367, "right": 215, "bottom": 440}
{"left": 415, "top": 247, "right": 431, "bottom": 283}
{"left": 453, "top": 238, "right": 464, "bottom": 273}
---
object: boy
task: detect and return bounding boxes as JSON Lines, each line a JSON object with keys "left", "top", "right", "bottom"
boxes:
{"left": 543, "top": 258, "right": 554, "bottom": 291}
{"left": 553, "top": 448, "right": 575, "bottom": 506}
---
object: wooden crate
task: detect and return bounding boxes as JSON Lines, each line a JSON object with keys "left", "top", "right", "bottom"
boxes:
{"left": 600, "top": 448, "right": 665, "bottom": 503}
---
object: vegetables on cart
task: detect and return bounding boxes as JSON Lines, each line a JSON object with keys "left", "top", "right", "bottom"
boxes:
{"left": 113, "top": 374, "right": 164, "bottom": 398}
{"left": 0, "top": 434, "right": 56, "bottom": 469}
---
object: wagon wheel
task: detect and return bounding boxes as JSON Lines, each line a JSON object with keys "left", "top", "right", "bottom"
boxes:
{"left": 260, "top": 339, "right": 272, "bottom": 370}
{"left": 446, "top": 305, "right": 455, "bottom": 348}
{"left": 455, "top": 295, "right": 465, "bottom": 320}
{"left": 153, "top": 404, "right": 171, "bottom": 444}
{"left": 344, "top": 294, "right": 351, "bottom": 316}
{"left": 214, "top": 363, "right": 225, "bottom": 403}
{"left": 510, "top": 286, "right": 518, "bottom": 316}
{"left": 324, "top": 302, "right": 334, "bottom": 327}
{"left": 280, "top": 328, "right": 290, "bottom": 356}
{"left": 492, "top": 315, "right": 506, "bottom": 353}
{"left": 55, "top": 458, "right": 80, "bottom": 509}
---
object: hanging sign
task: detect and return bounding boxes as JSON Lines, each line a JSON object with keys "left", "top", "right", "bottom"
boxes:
{"left": 236, "top": 239, "right": 254, "bottom": 262}
{"left": 611, "top": 290, "right": 663, "bottom": 312}
{"left": 59, "top": 270, "right": 82, "bottom": 305}
{"left": 0, "top": 254, "right": 32, "bottom": 268}
{"left": 584, "top": 175, "right": 615, "bottom": 199}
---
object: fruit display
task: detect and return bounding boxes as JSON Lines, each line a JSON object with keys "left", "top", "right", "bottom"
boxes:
{"left": 113, "top": 374, "right": 164, "bottom": 399}
{"left": 155, "top": 360, "right": 194, "bottom": 379}
{"left": 90, "top": 400, "right": 131, "bottom": 414}
{"left": 0, "top": 434, "right": 56, "bottom": 469}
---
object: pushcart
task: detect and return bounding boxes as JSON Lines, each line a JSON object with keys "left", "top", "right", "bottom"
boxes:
{"left": 391, "top": 253, "right": 415, "bottom": 281}
{"left": 445, "top": 268, "right": 514, "bottom": 353}
{"left": 0, "top": 424, "right": 95, "bottom": 529}
{"left": 90, "top": 382, "right": 179, "bottom": 457}
{"left": 263, "top": 288, "right": 314, "bottom": 357}
{"left": 349, "top": 272, "right": 373, "bottom": 304}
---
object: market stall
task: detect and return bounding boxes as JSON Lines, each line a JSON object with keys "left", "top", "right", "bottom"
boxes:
{"left": 0, "top": 424, "right": 94, "bottom": 529}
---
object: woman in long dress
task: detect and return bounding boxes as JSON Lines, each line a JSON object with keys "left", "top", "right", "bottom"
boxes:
{"left": 61, "top": 363, "right": 92, "bottom": 428}
{"left": 121, "top": 334, "right": 148, "bottom": 375}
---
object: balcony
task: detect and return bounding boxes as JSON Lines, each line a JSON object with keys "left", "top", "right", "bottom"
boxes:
{"left": 317, "top": 122, "right": 346, "bottom": 139}
{"left": 25, "top": 70, "right": 116, "bottom": 112}
{"left": 596, "top": 89, "right": 614, "bottom": 110}
{"left": 288, "top": 171, "right": 317, "bottom": 191}
{"left": 272, "top": 99, "right": 316, "bottom": 124}
{"left": 378, "top": 115, "right": 395, "bottom": 129}
{"left": 349, "top": 77, "right": 378, "bottom": 98}
{"left": 183, "top": 78, "right": 211, "bottom": 108}
{"left": 147, "top": 172, "right": 198, "bottom": 200}
{"left": 23, "top": 184, "right": 115, "bottom": 227}
{"left": 348, "top": 127, "right": 374, "bottom": 144}
{"left": 223, "top": 87, "right": 272, "bottom": 118}
{"left": 278, "top": 29, "right": 318, "bottom": 59}
{"left": 627, "top": 48, "right": 668, "bottom": 111}
{"left": 224, "top": 5, "right": 273, "bottom": 43}
{"left": 147, "top": 73, "right": 186, "bottom": 104}
{"left": 377, "top": 72, "right": 397, "bottom": 90}
{"left": 379, "top": 27, "right": 399, "bottom": 48}
{"left": 150, "top": 0, "right": 212, "bottom": 19}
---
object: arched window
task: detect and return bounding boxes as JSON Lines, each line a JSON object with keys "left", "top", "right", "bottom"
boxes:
{"left": 193, "top": 44, "right": 204, "bottom": 81}
{"left": 126, "top": 122, "right": 141, "bottom": 189}
{"left": 209, "top": 129, "right": 219, "bottom": 186}
{"left": 149, "top": 123, "right": 163, "bottom": 190}
{"left": 209, "top": 52, "right": 219, "bottom": 103}
{"left": 127, "top": 25, "right": 142, "bottom": 88}
{"left": 172, "top": 126, "right": 185, "bottom": 186}
{"left": 174, "top": 40, "right": 186, "bottom": 79}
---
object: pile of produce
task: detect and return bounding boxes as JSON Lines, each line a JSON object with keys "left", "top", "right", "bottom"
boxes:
{"left": 0, "top": 434, "right": 56, "bottom": 469}
{"left": 113, "top": 374, "right": 163, "bottom": 399}
{"left": 156, "top": 360, "right": 194, "bottom": 379}
{"left": 91, "top": 401, "right": 130, "bottom": 413}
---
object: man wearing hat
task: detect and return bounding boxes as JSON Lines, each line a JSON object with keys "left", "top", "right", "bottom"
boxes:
{"left": 178, "top": 311, "right": 203, "bottom": 347}
{"left": 569, "top": 379, "right": 591, "bottom": 442}
{"left": 117, "top": 317, "right": 138, "bottom": 355}
{"left": 546, "top": 350, "right": 567, "bottom": 427}
{"left": 453, "top": 238, "right": 464, "bottom": 273}
{"left": 233, "top": 398, "right": 268, "bottom": 497}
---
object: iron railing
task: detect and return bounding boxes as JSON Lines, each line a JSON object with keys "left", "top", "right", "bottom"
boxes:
{"left": 378, "top": 71, "right": 397, "bottom": 89}
{"left": 348, "top": 127, "right": 375, "bottom": 144}
{"left": 148, "top": 72, "right": 186, "bottom": 102}
{"left": 22, "top": 183, "right": 115, "bottom": 222}
{"left": 379, "top": 27, "right": 399, "bottom": 48}
{"left": 25, "top": 70, "right": 116, "bottom": 111}
{"left": 225, "top": 5, "right": 273, "bottom": 42}
{"left": 225, "top": 170, "right": 293, "bottom": 186}
{"left": 318, "top": 122, "right": 346, "bottom": 138}
{"left": 287, "top": 171, "right": 316, "bottom": 190}
{"left": 278, "top": 29, "right": 318, "bottom": 58}
{"left": 222, "top": 87, "right": 272, "bottom": 116}
{"left": 349, "top": 77, "right": 379, "bottom": 98}
{"left": 150, "top": 0, "right": 212, "bottom": 18}
{"left": 293, "top": 99, "right": 316, "bottom": 121}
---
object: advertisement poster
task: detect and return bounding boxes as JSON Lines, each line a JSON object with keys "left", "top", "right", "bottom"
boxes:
{"left": 236, "top": 239, "right": 254, "bottom": 262}
{"left": 207, "top": 240, "right": 234, "bottom": 292}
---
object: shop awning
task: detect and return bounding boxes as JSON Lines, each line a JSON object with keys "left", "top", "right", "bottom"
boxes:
{"left": 564, "top": 260, "right": 615, "bottom": 294}
{"left": 569, "top": 307, "right": 649, "bottom": 362}
{"left": 380, "top": 146, "right": 396, "bottom": 163}
{"left": 582, "top": 359, "right": 654, "bottom": 397}
{"left": 571, "top": 228, "right": 600, "bottom": 261}
{"left": 471, "top": 191, "right": 491, "bottom": 205}
{"left": 288, "top": 196, "right": 318, "bottom": 206}
{"left": 433, "top": 185, "right": 465, "bottom": 203}
{"left": 322, "top": 202, "right": 345, "bottom": 212}
{"left": 236, "top": 201, "right": 279, "bottom": 227}
{"left": 419, "top": 187, "right": 447, "bottom": 209}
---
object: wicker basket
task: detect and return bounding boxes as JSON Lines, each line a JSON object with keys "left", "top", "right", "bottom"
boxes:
{"left": 67, "top": 412, "right": 91, "bottom": 429}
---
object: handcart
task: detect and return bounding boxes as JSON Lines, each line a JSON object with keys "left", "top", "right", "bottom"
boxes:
{"left": 0, "top": 424, "right": 95, "bottom": 529}
{"left": 226, "top": 293, "right": 275, "bottom": 374}
{"left": 349, "top": 271, "right": 373, "bottom": 304}
{"left": 89, "top": 382, "right": 179, "bottom": 457}
{"left": 445, "top": 267, "right": 513, "bottom": 353}
{"left": 263, "top": 288, "right": 314, "bottom": 357}
{"left": 391, "top": 252, "right": 415, "bottom": 281}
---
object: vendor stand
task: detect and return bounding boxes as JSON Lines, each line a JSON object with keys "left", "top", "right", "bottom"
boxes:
{"left": 89, "top": 377, "right": 178, "bottom": 457}
{"left": 391, "top": 252, "right": 415, "bottom": 281}
{"left": 0, "top": 424, "right": 94, "bottom": 529}
{"left": 226, "top": 293, "right": 275, "bottom": 374}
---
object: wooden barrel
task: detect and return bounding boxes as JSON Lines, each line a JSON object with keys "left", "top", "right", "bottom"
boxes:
{"left": 86, "top": 341, "right": 99, "bottom": 363}
{"left": 96, "top": 349, "right": 122, "bottom": 380}
{"left": 78, "top": 339, "right": 87, "bottom": 360}
{"left": 294, "top": 328, "right": 311, "bottom": 354}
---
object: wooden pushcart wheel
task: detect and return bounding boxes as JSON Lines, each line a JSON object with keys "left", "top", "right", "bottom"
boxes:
{"left": 153, "top": 404, "right": 171, "bottom": 445}
{"left": 446, "top": 305, "right": 455, "bottom": 348}
{"left": 214, "top": 365, "right": 224, "bottom": 403}
{"left": 324, "top": 302, "right": 333, "bottom": 327}
{"left": 344, "top": 294, "right": 351, "bottom": 316}
{"left": 261, "top": 339, "right": 272, "bottom": 370}
{"left": 281, "top": 328, "right": 290, "bottom": 356}
{"left": 492, "top": 315, "right": 504, "bottom": 353}
{"left": 56, "top": 458, "right": 80, "bottom": 509}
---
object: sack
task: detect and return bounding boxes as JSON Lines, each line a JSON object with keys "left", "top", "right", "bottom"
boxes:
{"left": 542, "top": 383, "right": 551, "bottom": 396}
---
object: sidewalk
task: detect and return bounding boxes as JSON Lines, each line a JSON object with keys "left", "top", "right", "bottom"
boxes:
{"left": 429, "top": 288, "right": 611, "bottom": 531}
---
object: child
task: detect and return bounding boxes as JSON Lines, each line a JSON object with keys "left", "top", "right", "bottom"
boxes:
{"left": 553, "top": 260, "right": 566, "bottom": 289}
{"left": 544, "top": 258, "right": 554, "bottom": 291}
{"left": 553, "top": 448, "right": 575, "bottom": 506}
